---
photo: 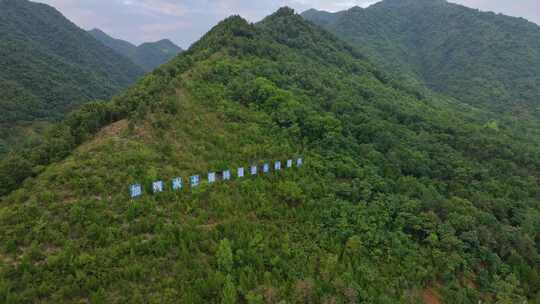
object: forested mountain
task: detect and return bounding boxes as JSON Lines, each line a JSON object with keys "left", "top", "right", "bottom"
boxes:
{"left": 87, "top": 28, "right": 137, "bottom": 59}
{"left": 133, "top": 40, "right": 183, "bottom": 72}
{"left": 302, "top": 0, "right": 540, "bottom": 117}
{"left": 89, "top": 29, "right": 183, "bottom": 72}
{"left": 2, "top": 7, "right": 540, "bottom": 303}
{"left": 0, "top": 0, "right": 144, "bottom": 154}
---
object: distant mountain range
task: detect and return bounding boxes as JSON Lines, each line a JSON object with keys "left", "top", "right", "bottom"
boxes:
{"left": 88, "top": 28, "right": 183, "bottom": 72}
{"left": 302, "top": 0, "right": 540, "bottom": 117}
{"left": 0, "top": 0, "right": 144, "bottom": 153}
{"left": 0, "top": 0, "right": 182, "bottom": 155}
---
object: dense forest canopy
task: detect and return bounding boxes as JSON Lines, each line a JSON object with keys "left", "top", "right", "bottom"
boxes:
{"left": 89, "top": 29, "right": 183, "bottom": 72}
{"left": 1, "top": 5, "right": 540, "bottom": 304}
{"left": 0, "top": 0, "right": 144, "bottom": 155}
{"left": 302, "top": 0, "right": 540, "bottom": 119}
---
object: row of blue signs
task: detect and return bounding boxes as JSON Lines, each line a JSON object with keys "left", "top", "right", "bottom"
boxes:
{"left": 129, "top": 158, "right": 303, "bottom": 198}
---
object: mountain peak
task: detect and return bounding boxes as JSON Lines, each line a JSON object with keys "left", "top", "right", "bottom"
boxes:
{"left": 375, "top": 0, "right": 447, "bottom": 8}
{"left": 302, "top": 8, "right": 321, "bottom": 14}
{"left": 156, "top": 38, "right": 174, "bottom": 44}
{"left": 221, "top": 15, "right": 250, "bottom": 25}
{"left": 349, "top": 5, "right": 364, "bottom": 11}
{"left": 189, "top": 15, "right": 253, "bottom": 53}
{"left": 140, "top": 39, "right": 177, "bottom": 48}
{"left": 89, "top": 28, "right": 182, "bottom": 71}
{"left": 211, "top": 15, "right": 252, "bottom": 34}
{"left": 273, "top": 6, "right": 296, "bottom": 17}
{"left": 262, "top": 6, "right": 305, "bottom": 25}
{"left": 88, "top": 28, "right": 105, "bottom": 34}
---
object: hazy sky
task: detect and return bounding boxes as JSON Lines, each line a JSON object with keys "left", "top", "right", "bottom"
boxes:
{"left": 34, "top": 0, "right": 540, "bottom": 49}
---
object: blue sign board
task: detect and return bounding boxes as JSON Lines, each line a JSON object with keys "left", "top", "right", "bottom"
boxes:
{"left": 190, "top": 175, "right": 200, "bottom": 187}
{"left": 153, "top": 181, "right": 164, "bottom": 193}
{"left": 208, "top": 172, "right": 216, "bottom": 183}
{"left": 172, "top": 178, "right": 182, "bottom": 191}
{"left": 129, "top": 184, "right": 142, "bottom": 198}
{"left": 130, "top": 157, "right": 302, "bottom": 194}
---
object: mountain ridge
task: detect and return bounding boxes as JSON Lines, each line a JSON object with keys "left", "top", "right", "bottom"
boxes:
{"left": 87, "top": 28, "right": 137, "bottom": 56}
{"left": 88, "top": 28, "right": 183, "bottom": 71}
{"left": 302, "top": 0, "right": 540, "bottom": 117}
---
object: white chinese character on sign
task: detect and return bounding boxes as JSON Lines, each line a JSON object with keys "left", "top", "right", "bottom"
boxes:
{"left": 286, "top": 159, "right": 293, "bottom": 168}
{"left": 237, "top": 168, "right": 244, "bottom": 178}
{"left": 190, "top": 175, "right": 200, "bottom": 187}
{"left": 223, "top": 170, "right": 231, "bottom": 181}
{"left": 172, "top": 178, "right": 182, "bottom": 191}
{"left": 208, "top": 172, "right": 216, "bottom": 183}
{"left": 275, "top": 161, "right": 281, "bottom": 171}
{"left": 153, "top": 181, "right": 164, "bottom": 193}
{"left": 130, "top": 184, "right": 142, "bottom": 198}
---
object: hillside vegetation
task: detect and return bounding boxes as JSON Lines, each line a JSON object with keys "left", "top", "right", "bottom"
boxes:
{"left": 89, "top": 29, "right": 183, "bottom": 72}
{"left": 0, "top": 0, "right": 143, "bottom": 154}
{"left": 1, "top": 8, "right": 540, "bottom": 303}
{"left": 302, "top": 0, "right": 540, "bottom": 118}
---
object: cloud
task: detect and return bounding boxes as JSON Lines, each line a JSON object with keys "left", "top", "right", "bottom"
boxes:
{"left": 33, "top": 0, "right": 540, "bottom": 48}
{"left": 290, "top": 0, "right": 378, "bottom": 12}
{"left": 121, "top": 0, "right": 188, "bottom": 17}
{"left": 138, "top": 20, "right": 192, "bottom": 42}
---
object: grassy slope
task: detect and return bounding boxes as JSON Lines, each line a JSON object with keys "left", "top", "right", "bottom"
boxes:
{"left": 1, "top": 8, "right": 540, "bottom": 303}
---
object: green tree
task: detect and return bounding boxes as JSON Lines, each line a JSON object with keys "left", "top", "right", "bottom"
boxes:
{"left": 222, "top": 275, "right": 238, "bottom": 304}
{"left": 217, "top": 238, "right": 234, "bottom": 274}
